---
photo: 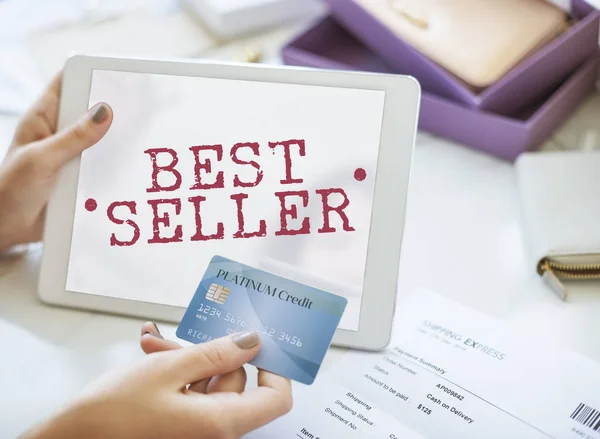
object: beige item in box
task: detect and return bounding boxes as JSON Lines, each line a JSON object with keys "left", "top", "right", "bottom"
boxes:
{"left": 355, "top": 0, "right": 569, "bottom": 88}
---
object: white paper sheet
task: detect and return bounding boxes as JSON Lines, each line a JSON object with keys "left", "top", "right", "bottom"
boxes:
{"left": 249, "top": 290, "right": 600, "bottom": 438}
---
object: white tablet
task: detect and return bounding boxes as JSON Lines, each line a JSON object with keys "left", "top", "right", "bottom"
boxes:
{"left": 39, "top": 54, "right": 420, "bottom": 350}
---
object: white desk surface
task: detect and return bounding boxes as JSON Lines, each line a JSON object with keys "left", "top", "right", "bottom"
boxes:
{"left": 2, "top": 9, "right": 600, "bottom": 438}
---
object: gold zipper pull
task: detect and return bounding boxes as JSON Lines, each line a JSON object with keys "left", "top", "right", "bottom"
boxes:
{"left": 540, "top": 262, "right": 567, "bottom": 301}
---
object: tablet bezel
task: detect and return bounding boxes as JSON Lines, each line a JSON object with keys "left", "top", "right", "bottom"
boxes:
{"left": 38, "top": 54, "right": 420, "bottom": 350}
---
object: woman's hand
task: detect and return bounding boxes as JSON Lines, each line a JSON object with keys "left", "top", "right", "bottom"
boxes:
{"left": 140, "top": 322, "right": 253, "bottom": 394}
{"left": 0, "top": 73, "right": 113, "bottom": 251}
{"left": 23, "top": 330, "right": 292, "bottom": 439}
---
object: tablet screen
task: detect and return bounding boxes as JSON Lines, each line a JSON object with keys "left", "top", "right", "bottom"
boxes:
{"left": 66, "top": 69, "right": 385, "bottom": 331}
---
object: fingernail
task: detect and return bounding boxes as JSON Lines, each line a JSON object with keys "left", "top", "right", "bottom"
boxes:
{"left": 142, "top": 321, "right": 163, "bottom": 339}
{"left": 90, "top": 103, "right": 108, "bottom": 124}
{"left": 232, "top": 331, "right": 260, "bottom": 349}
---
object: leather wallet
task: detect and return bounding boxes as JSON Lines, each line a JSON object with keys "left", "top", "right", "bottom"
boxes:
{"left": 515, "top": 151, "right": 600, "bottom": 300}
{"left": 354, "top": 0, "right": 569, "bottom": 88}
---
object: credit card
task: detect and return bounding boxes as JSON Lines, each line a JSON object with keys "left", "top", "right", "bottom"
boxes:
{"left": 176, "top": 255, "right": 348, "bottom": 385}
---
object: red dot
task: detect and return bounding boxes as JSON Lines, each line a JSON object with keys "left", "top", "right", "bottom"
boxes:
{"left": 85, "top": 198, "right": 98, "bottom": 212}
{"left": 354, "top": 168, "right": 367, "bottom": 181}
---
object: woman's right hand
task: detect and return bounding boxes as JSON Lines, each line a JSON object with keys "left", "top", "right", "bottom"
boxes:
{"left": 139, "top": 322, "right": 256, "bottom": 394}
{"left": 23, "top": 330, "right": 292, "bottom": 439}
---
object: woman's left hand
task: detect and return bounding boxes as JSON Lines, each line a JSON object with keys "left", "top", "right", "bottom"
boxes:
{"left": 0, "top": 73, "right": 113, "bottom": 251}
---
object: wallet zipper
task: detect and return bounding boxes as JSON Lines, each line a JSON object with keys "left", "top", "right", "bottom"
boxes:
{"left": 538, "top": 258, "right": 600, "bottom": 300}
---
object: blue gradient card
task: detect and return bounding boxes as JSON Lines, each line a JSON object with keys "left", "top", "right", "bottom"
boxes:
{"left": 176, "top": 255, "right": 348, "bottom": 384}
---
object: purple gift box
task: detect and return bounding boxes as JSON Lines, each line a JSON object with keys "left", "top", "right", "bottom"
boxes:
{"left": 282, "top": 16, "right": 598, "bottom": 161}
{"left": 324, "top": 0, "right": 599, "bottom": 116}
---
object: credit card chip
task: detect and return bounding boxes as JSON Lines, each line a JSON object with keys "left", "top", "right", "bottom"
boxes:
{"left": 206, "top": 283, "right": 230, "bottom": 304}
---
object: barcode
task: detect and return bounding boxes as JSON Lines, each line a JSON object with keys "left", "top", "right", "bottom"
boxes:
{"left": 571, "top": 403, "right": 600, "bottom": 431}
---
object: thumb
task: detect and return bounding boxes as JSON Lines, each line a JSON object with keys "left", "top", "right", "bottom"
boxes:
{"left": 166, "top": 332, "right": 261, "bottom": 386}
{"left": 39, "top": 102, "right": 113, "bottom": 169}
